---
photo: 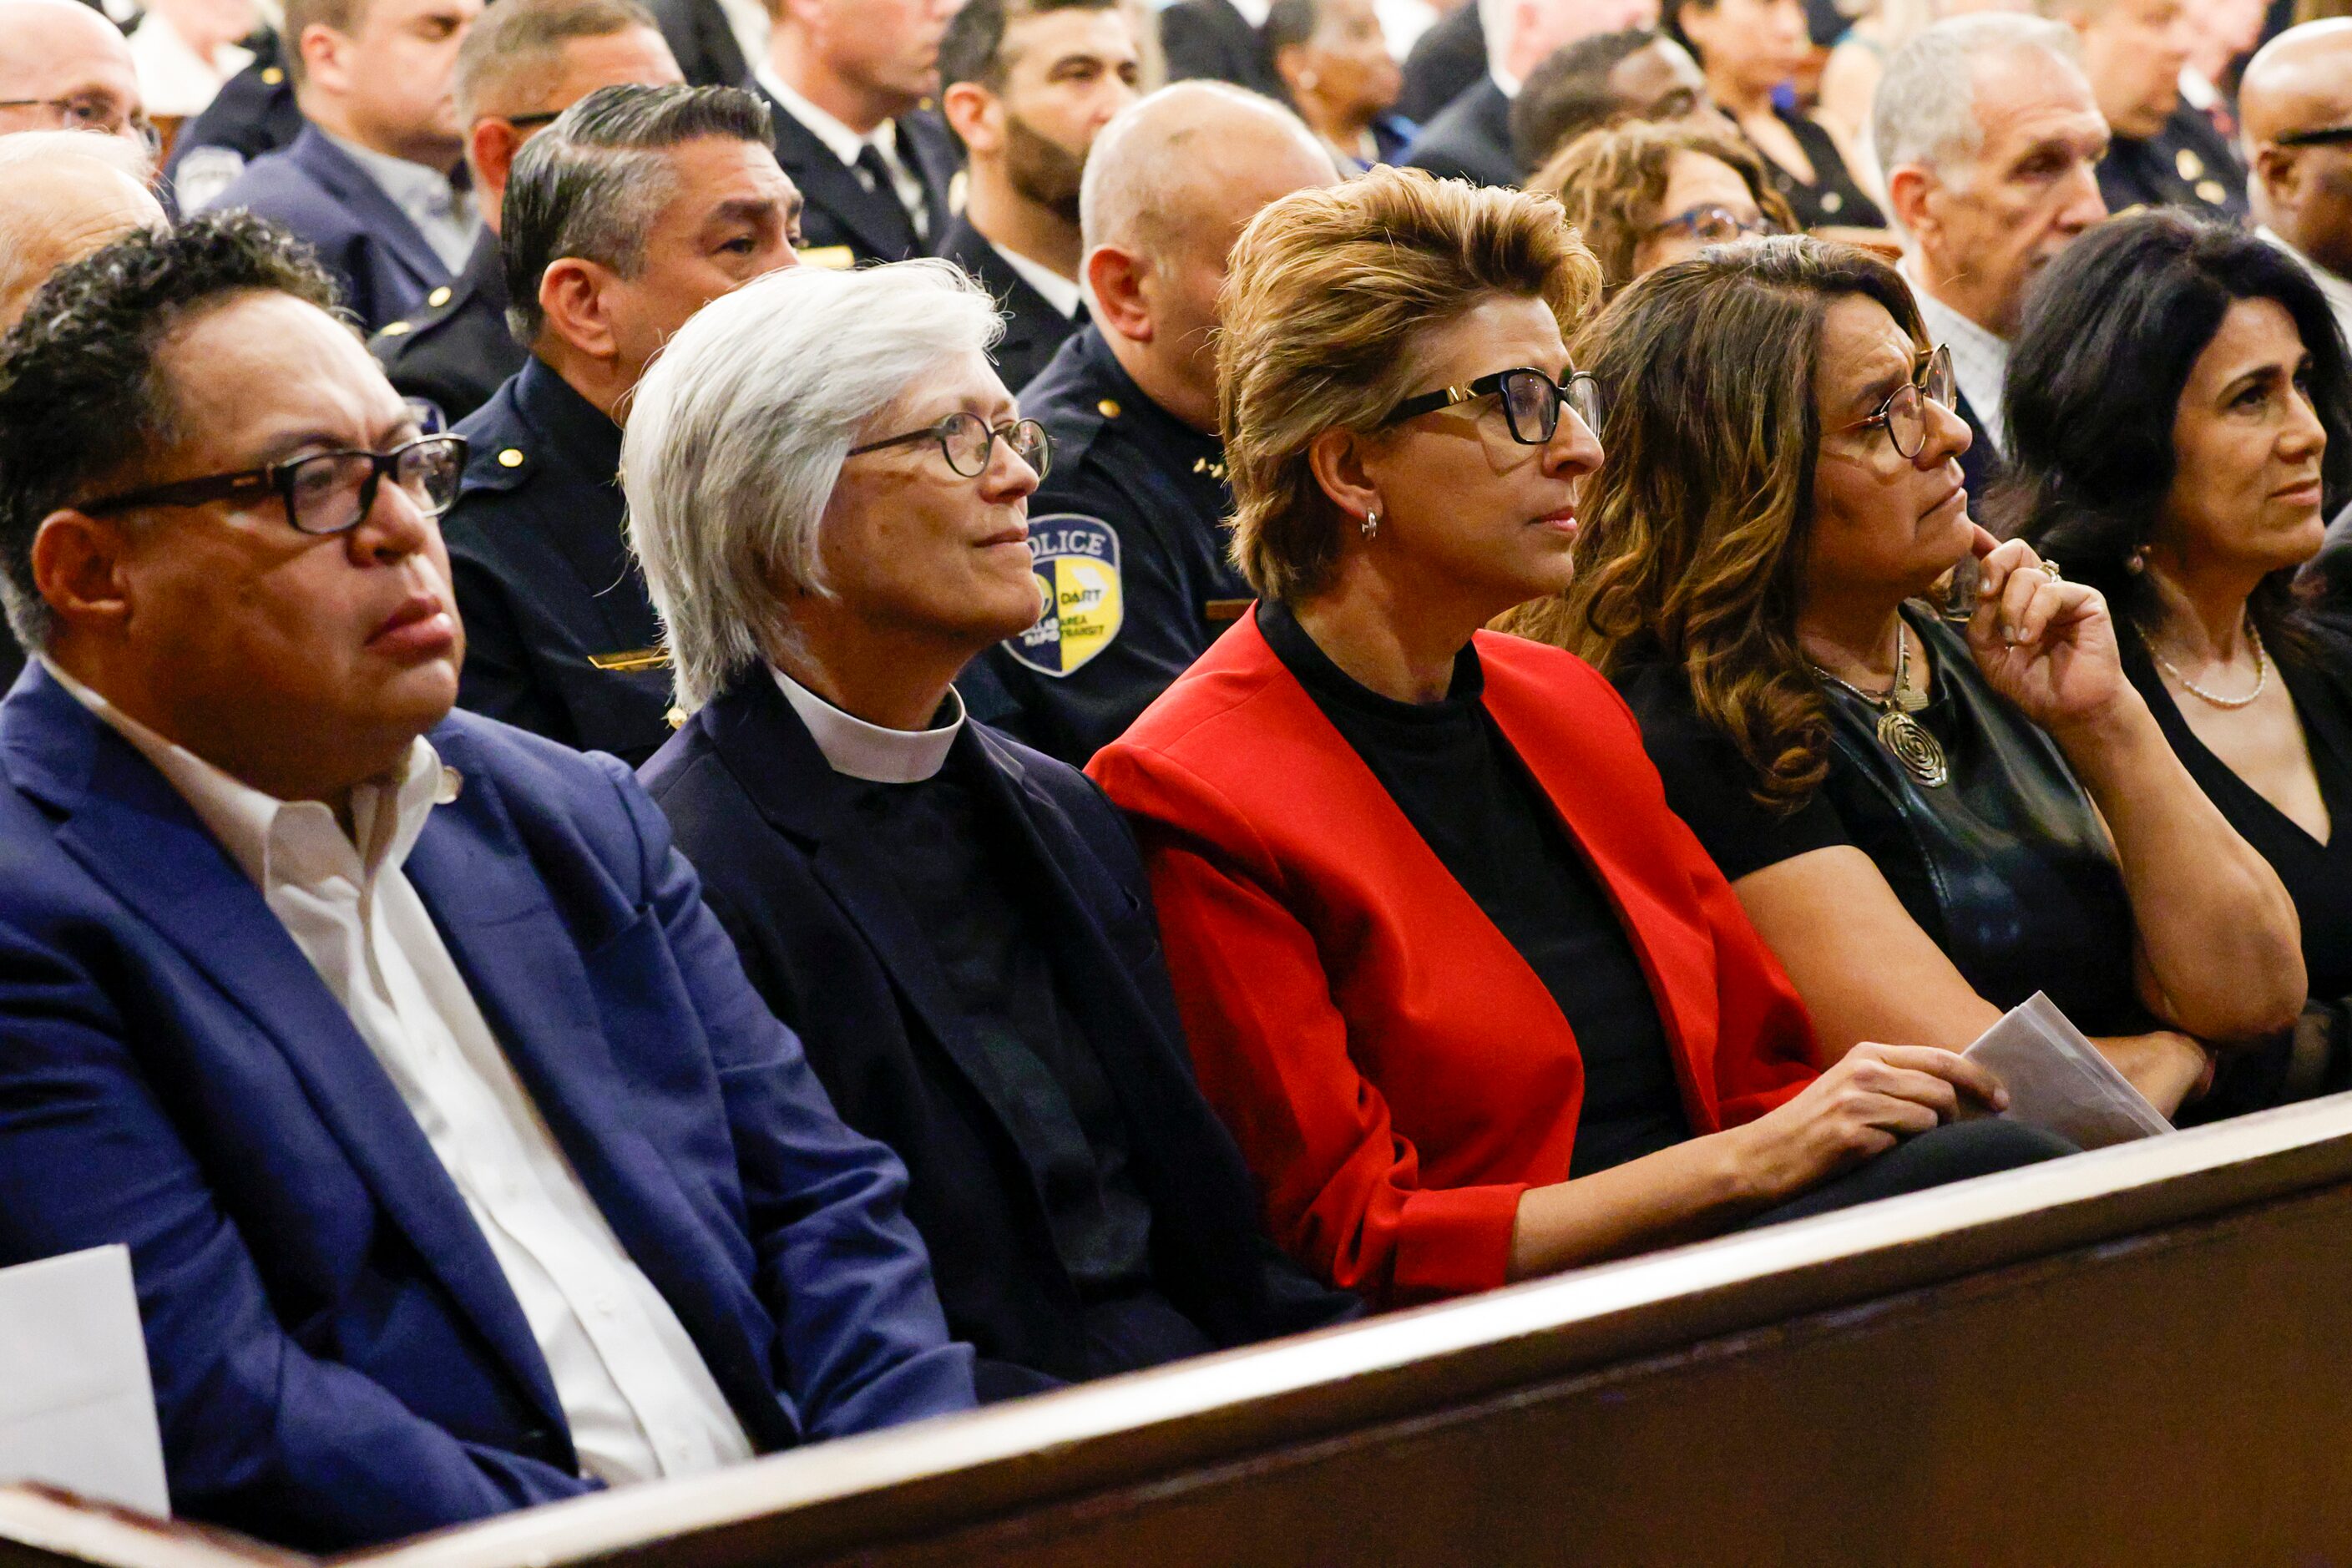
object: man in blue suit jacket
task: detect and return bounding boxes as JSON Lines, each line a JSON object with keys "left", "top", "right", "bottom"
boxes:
{"left": 203, "top": 0, "right": 488, "bottom": 331}
{"left": 0, "top": 215, "right": 974, "bottom": 1550}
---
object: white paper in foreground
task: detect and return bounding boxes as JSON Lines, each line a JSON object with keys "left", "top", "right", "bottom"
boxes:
{"left": 1962, "top": 991, "right": 2173, "bottom": 1151}
{"left": 0, "top": 1244, "right": 168, "bottom": 1516}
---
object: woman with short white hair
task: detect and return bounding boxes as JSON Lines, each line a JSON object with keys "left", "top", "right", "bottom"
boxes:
{"left": 630, "top": 260, "right": 1360, "bottom": 1398}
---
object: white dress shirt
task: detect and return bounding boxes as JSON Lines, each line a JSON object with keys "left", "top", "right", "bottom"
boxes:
{"left": 321, "top": 130, "right": 481, "bottom": 274}
{"left": 42, "top": 660, "right": 755, "bottom": 1488}
{"left": 991, "top": 240, "right": 1084, "bottom": 320}
{"left": 773, "top": 667, "right": 964, "bottom": 783}
{"left": 1900, "top": 259, "right": 2011, "bottom": 458}
{"left": 756, "top": 67, "right": 932, "bottom": 242}
{"left": 2261, "top": 226, "right": 2352, "bottom": 357}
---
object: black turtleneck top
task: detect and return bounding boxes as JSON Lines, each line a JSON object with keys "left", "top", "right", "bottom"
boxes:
{"left": 1257, "top": 602, "right": 1690, "bottom": 1176}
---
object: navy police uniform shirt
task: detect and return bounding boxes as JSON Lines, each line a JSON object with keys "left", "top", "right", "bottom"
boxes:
{"left": 2097, "top": 102, "right": 2249, "bottom": 223}
{"left": 371, "top": 228, "right": 521, "bottom": 428}
{"left": 372, "top": 226, "right": 519, "bottom": 430}
{"left": 443, "top": 357, "right": 676, "bottom": 765}
{"left": 978, "top": 325, "right": 1250, "bottom": 766}
{"left": 165, "top": 45, "right": 302, "bottom": 214}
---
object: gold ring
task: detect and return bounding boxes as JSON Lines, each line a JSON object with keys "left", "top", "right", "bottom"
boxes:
{"left": 2038, "top": 559, "right": 2062, "bottom": 582}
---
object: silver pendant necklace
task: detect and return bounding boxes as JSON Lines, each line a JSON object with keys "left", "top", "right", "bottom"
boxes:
{"left": 1811, "top": 620, "right": 1949, "bottom": 788}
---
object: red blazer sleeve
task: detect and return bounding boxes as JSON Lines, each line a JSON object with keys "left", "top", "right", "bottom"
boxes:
{"left": 1096, "top": 748, "right": 1530, "bottom": 1306}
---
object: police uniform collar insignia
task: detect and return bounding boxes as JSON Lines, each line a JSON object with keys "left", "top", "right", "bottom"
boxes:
{"left": 1008, "top": 513, "right": 1125, "bottom": 677}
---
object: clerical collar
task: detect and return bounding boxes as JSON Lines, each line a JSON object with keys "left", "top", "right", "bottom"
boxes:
{"left": 771, "top": 665, "right": 964, "bottom": 783}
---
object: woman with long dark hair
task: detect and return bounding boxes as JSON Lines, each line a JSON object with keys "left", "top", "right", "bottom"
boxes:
{"left": 1510, "top": 235, "right": 2304, "bottom": 1116}
{"left": 2000, "top": 210, "right": 2352, "bottom": 1115}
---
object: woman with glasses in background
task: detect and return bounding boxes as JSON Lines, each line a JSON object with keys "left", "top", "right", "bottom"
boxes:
{"left": 1531, "top": 120, "right": 1793, "bottom": 296}
{"left": 632, "top": 260, "right": 1363, "bottom": 1392}
{"left": 1508, "top": 236, "right": 2304, "bottom": 1121}
{"left": 1091, "top": 170, "right": 2067, "bottom": 1312}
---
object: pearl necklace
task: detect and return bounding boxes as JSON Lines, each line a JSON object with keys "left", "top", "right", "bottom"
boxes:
{"left": 2142, "top": 616, "right": 2269, "bottom": 711}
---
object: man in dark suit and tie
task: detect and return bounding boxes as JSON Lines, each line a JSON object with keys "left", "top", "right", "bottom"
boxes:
{"left": 203, "top": 0, "right": 485, "bottom": 332}
{"left": 630, "top": 260, "right": 1359, "bottom": 1400}
{"left": 1874, "top": 16, "right": 2110, "bottom": 502}
{"left": 0, "top": 212, "right": 974, "bottom": 1553}
{"left": 753, "top": 0, "right": 962, "bottom": 267}
{"left": 934, "top": 0, "right": 1140, "bottom": 393}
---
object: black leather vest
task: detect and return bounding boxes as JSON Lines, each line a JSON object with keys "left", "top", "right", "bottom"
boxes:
{"left": 1818, "top": 605, "right": 2142, "bottom": 1034}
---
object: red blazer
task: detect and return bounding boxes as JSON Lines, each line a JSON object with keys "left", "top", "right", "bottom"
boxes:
{"left": 1088, "top": 613, "right": 1820, "bottom": 1307}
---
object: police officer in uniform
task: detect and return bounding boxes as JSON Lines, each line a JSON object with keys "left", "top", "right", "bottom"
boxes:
{"left": 443, "top": 83, "right": 802, "bottom": 762}
{"left": 2099, "top": 100, "right": 2249, "bottom": 220}
{"left": 372, "top": 0, "right": 685, "bottom": 424}
{"left": 2056, "top": 0, "right": 2248, "bottom": 220}
{"left": 978, "top": 83, "right": 1338, "bottom": 764}
{"left": 372, "top": 234, "right": 513, "bottom": 425}
{"left": 164, "top": 38, "right": 303, "bottom": 213}
{"left": 986, "top": 325, "right": 1243, "bottom": 759}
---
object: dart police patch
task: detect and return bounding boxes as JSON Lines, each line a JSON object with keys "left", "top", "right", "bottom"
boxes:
{"left": 1008, "top": 514, "right": 1125, "bottom": 677}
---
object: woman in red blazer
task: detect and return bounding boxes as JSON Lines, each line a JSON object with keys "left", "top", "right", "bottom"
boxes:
{"left": 1088, "top": 169, "right": 2069, "bottom": 1308}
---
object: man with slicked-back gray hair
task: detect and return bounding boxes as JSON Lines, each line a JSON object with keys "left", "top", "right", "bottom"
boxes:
{"left": 1874, "top": 13, "right": 2108, "bottom": 508}
{"left": 631, "top": 260, "right": 1361, "bottom": 1395}
{"left": 441, "top": 82, "right": 802, "bottom": 765}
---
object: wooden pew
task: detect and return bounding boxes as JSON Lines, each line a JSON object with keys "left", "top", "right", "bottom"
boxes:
{"left": 12, "top": 1094, "right": 2352, "bottom": 1568}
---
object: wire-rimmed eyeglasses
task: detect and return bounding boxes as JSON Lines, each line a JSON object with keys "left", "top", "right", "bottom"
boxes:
{"left": 847, "top": 412, "right": 1053, "bottom": 480}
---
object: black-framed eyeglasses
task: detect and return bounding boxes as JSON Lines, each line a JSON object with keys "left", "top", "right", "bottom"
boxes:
{"left": 1844, "top": 344, "right": 1955, "bottom": 459}
{"left": 0, "top": 96, "right": 160, "bottom": 155}
{"left": 78, "top": 435, "right": 471, "bottom": 535}
{"left": 502, "top": 109, "right": 564, "bottom": 130}
{"left": 2276, "top": 124, "right": 2352, "bottom": 147}
{"left": 1645, "top": 202, "right": 1780, "bottom": 245}
{"left": 847, "top": 413, "right": 1053, "bottom": 480}
{"left": 1379, "top": 367, "right": 1605, "bottom": 445}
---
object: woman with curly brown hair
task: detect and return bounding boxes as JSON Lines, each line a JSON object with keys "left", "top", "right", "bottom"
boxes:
{"left": 1531, "top": 119, "right": 1793, "bottom": 294}
{"left": 1088, "top": 170, "right": 2066, "bottom": 1309}
{"left": 1510, "top": 235, "right": 2304, "bottom": 1118}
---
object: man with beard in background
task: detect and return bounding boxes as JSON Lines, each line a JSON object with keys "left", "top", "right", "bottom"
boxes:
{"left": 937, "top": 0, "right": 1142, "bottom": 392}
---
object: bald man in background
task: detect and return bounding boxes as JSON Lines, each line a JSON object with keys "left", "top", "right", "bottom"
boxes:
{"left": 0, "top": 129, "right": 166, "bottom": 687}
{"left": 979, "top": 82, "right": 1338, "bottom": 764}
{"left": 2242, "top": 20, "right": 2352, "bottom": 350}
{"left": 0, "top": 0, "right": 154, "bottom": 166}
{"left": 0, "top": 134, "right": 163, "bottom": 333}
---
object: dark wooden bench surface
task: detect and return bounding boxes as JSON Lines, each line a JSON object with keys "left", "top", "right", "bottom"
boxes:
{"left": 12, "top": 1093, "right": 2352, "bottom": 1568}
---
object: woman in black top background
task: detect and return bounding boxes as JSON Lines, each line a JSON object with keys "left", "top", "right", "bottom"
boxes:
{"left": 1664, "top": 0, "right": 1887, "bottom": 236}
{"left": 2000, "top": 212, "right": 2352, "bottom": 1116}
{"left": 1505, "top": 236, "right": 2305, "bottom": 1118}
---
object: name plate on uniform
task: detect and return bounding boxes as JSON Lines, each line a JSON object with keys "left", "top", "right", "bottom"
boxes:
{"left": 587, "top": 647, "right": 673, "bottom": 673}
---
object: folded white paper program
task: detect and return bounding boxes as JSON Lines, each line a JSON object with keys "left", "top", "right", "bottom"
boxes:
{"left": 1963, "top": 991, "right": 2172, "bottom": 1151}
{"left": 0, "top": 1244, "right": 169, "bottom": 1516}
